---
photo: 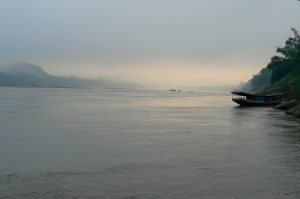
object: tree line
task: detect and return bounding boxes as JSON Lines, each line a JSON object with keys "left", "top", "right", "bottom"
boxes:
{"left": 267, "top": 28, "right": 300, "bottom": 84}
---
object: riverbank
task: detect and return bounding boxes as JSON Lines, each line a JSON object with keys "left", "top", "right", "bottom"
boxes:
{"left": 275, "top": 99, "right": 300, "bottom": 117}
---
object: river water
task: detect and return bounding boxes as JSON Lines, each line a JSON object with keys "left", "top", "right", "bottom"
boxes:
{"left": 1, "top": 88, "right": 300, "bottom": 198}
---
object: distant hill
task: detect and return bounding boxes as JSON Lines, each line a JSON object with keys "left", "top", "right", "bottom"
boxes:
{"left": 238, "top": 68, "right": 271, "bottom": 92}
{"left": 0, "top": 62, "right": 143, "bottom": 89}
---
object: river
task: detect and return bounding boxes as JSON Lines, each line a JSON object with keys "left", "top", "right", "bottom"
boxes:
{"left": 1, "top": 88, "right": 300, "bottom": 198}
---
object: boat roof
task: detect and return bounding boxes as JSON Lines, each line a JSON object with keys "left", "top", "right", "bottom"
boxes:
{"left": 231, "top": 91, "right": 283, "bottom": 97}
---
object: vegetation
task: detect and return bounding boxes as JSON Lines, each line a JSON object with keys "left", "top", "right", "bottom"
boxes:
{"left": 239, "top": 67, "right": 271, "bottom": 91}
{"left": 267, "top": 28, "right": 300, "bottom": 84}
{"left": 242, "top": 28, "right": 300, "bottom": 99}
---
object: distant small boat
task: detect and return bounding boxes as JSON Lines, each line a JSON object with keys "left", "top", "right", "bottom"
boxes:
{"left": 170, "top": 89, "right": 182, "bottom": 92}
{"left": 231, "top": 91, "right": 283, "bottom": 106}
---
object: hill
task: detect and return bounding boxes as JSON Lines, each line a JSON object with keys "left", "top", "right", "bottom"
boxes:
{"left": 0, "top": 62, "right": 143, "bottom": 89}
{"left": 238, "top": 28, "right": 300, "bottom": 116}
{"left": 239, "top": 28, "right": 300, "bottom": 95}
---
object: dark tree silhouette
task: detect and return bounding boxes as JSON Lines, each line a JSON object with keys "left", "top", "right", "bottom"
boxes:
{"left": 267, "top": 28, "right": 300, "bottom": 83}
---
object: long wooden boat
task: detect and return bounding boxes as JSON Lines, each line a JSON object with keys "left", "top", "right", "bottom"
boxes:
{"left": 231, "top": 91, "right": 283, "bottom": 106}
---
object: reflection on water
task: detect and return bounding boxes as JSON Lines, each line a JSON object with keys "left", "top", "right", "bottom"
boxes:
{"left": 1, "top": 88, "right": 300, "bottom": 198}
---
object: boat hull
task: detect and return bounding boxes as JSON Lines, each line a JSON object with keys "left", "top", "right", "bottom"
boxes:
{"left": 232, "top": 98, "right": 281, "bottom": 106}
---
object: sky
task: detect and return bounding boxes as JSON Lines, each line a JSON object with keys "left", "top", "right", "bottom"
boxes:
{"left": 0, "top": 0, "right": 299, "bottom": 88}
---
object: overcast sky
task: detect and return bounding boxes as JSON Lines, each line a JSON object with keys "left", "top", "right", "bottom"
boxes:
{"left": 0, "top": 0, "right": 299, "bottom": 88}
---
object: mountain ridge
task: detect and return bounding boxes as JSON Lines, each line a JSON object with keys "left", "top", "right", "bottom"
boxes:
{"left": 0, "top": 62, "right": 143, "bottom": 89}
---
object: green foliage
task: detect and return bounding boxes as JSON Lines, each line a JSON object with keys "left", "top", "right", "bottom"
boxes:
{"left": 267, "top": 28, "right": 300, "bottom": 84}
{"left": 242, "top": 28, "right": 300, "bottom": 98}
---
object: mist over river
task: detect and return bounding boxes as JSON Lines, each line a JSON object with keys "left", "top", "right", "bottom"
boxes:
{"left": 1, "top": 88, "right": 300, "bottom": 198}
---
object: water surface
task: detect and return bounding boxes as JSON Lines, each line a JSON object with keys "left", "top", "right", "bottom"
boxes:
{"left": 1, "top": 88, "right": 300, "bottom": 198}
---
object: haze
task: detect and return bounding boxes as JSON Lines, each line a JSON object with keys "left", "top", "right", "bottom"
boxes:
{"left": 0, "top": 0, "right": 299, "bottom": 88}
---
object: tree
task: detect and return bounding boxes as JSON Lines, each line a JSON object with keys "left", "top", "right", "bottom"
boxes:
{"left": 267, "top": 28, "right": 300, "bottom": 83}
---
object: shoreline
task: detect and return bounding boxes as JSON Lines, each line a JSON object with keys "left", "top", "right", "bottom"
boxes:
{"left": 275, "top": 99, "right": 300, "bottom": 118}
